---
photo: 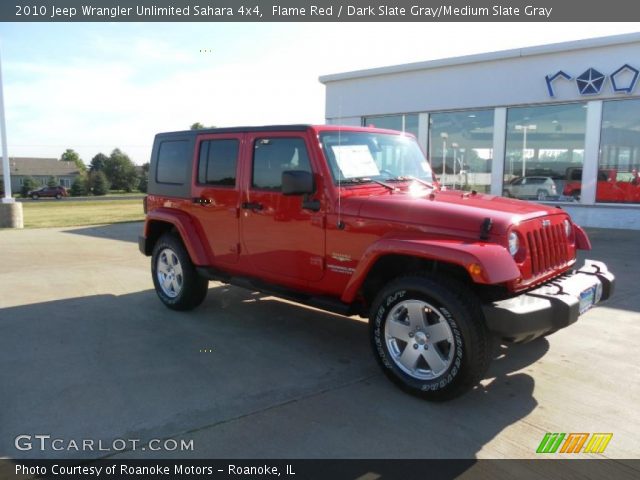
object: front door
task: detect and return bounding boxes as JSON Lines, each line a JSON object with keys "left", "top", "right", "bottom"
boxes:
{"left": 240, "top": 133, "right": 325, "bottom": 282}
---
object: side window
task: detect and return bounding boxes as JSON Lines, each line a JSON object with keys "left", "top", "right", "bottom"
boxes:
{"left": 198, "top": 139, "right": 239, "bottom": 186}
{"left": 252, "top": 137, "right": 311, "bottom": 191}
{"left": 157, "top": 140, "right": 189, "bottom": 184}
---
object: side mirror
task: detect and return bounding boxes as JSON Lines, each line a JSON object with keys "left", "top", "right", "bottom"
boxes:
{"left": 282, "top": 170, "right": 314, "bottom": 196}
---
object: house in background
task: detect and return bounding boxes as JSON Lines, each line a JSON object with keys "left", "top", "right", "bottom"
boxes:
{"left": 0, "top": 157, "right": 81, "bottom": 193}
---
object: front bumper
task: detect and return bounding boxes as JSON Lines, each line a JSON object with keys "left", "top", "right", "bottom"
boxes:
{"left": 483, "top": 260, "right": 615, "bottom": 342}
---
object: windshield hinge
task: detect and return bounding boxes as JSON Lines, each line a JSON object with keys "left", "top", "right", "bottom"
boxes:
{"left": 480, "top": 217, "right": 493, "bottom": 240}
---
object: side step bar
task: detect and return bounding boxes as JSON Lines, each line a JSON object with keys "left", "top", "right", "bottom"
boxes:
{"left": 196, "top": 267, "right": 354, "bottom": 317}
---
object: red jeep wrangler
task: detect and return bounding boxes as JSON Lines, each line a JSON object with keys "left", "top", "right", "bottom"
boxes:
{"left": 139, "top": 125, "right": 614, "bottom": 400}
{"left": 563, "top": 167, "right": 640, "bottom": 203}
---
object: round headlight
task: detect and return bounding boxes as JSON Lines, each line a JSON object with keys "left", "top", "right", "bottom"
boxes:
{"left": 508, "top": 231, "right": 520, "bottom": 256}
{"left": 563, "top": 219, "right": 571, "bottom": 238}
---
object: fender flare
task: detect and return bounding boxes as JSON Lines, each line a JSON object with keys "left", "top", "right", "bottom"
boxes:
{"left": 143, "top": 208, "right": 210, "bottom": 266}
{"left": 340, "top": 237, "right": 521, "bottom": 304}
{"left": 573, "top": 224, "right": 592, "bottom": 250}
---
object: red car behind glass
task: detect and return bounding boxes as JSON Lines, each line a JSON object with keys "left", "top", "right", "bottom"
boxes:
{"left": 563, "top": 167, "right": 640, "bottom": 202}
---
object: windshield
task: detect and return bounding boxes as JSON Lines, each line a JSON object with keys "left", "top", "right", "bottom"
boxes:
{"left": 319, "top": 131, "right": 434, "bottom": 185}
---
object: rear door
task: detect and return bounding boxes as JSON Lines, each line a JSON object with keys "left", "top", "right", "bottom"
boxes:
{"left": 190, "top": 133, "right": 243, "bottom": 264}
{"left": 239, "top": 132, "right": 325, "bottom": 282}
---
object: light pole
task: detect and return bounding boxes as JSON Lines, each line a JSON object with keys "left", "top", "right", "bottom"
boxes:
{"left": 459, "top": 148, "right": 466, "bottom": 187}
{"left": 451, "top": 142, "right": 459, "bottom": 188}
{"left": 515, "top": 124, "right": 536, "bottom": 178}
{"left": 0, "top": 47, "right": 12, "bottom": 202}
{"left": 440, "top": 132, "right": 448, "bottom": 185}
{"left": 0, "top": 44, "right": 23, "bottom": 228}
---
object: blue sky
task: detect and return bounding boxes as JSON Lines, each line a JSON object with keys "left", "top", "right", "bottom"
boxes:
{"left": 1, "top": 22, "right": 639, "bottom": 164}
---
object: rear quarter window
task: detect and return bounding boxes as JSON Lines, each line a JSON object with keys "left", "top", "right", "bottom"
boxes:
{"left": 157, "top": 140, "right": 189, "bottom": 184}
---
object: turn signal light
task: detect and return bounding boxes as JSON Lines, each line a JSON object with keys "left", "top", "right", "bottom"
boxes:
{"left": 467, "top": 263, "right": 483, "bottom": 277}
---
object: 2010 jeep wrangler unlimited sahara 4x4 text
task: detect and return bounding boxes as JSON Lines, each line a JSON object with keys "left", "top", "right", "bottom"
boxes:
{"left": 139, "top": 125, "right": 614, "bottom": 400}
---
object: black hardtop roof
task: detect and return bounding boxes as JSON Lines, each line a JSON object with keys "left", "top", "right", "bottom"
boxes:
{"left": 156, "top": 124, "right": 312, "bottom": 138}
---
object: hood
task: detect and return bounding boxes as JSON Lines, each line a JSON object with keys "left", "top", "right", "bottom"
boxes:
{"left": 353, "top": 187, "right": 565, "bottom": 236}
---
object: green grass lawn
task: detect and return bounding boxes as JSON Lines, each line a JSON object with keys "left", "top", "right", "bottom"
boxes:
{"left": 104, "top": 191, "right": 146, "bottom": 197}
{"left": 22, "top": 199, "right": 145, "bottom": 228}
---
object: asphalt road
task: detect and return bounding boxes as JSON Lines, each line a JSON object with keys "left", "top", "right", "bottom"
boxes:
{"left": 0, "top": 223, "right": 638, "bottom": 464}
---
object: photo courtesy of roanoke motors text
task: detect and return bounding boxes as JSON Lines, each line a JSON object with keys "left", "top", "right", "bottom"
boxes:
{"left": 0, "top": 1, "right": 639, "bottom": 479}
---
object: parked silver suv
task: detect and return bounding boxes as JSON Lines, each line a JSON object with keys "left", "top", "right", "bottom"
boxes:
{"left": 504, "top": 176, "right": 557, "bottom": 201}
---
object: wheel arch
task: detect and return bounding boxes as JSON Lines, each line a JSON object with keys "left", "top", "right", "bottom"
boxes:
{"left": 142, "top": 209, "right": 210, "bottom": 265}
{"left": 358, "top": 254, "right": 471, "bottom": 313}
{"left": 341, "top": 237, "right": 521, "bottom": 306}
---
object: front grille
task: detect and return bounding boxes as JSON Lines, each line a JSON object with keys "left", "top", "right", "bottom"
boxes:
{"left": 526, "top": 223, "right": 570, "bottom": 276}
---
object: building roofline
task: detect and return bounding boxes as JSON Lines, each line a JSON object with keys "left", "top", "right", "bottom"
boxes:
{"left": 0, "top": 157, "right": 80, "bottom": 177}
{"left": 319, "top": 32, "right": 640, "bottom": 84}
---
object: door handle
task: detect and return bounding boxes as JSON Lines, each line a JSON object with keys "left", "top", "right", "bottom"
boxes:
{"left": 241, "top": 202, "right": 263, "bottom": 211}
{"left": 193, "top": 197, "right": 212, "bottom": 206}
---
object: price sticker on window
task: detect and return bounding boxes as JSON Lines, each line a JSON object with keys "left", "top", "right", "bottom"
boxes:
{"left": 331, "top": 145, "right": 380, "bottom": 179}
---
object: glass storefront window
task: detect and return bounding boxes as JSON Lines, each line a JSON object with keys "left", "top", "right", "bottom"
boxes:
{"left": 504, "top": 103, "right": 586, "bottom": 202}
{"left": 598, "top": 99, "right": 640, "bottom": 204}
{"left": 429, "top": 110, "right": 494, "bottom": 193}
{"left": 362, "top": 114, "right": 419, "bottom": 139}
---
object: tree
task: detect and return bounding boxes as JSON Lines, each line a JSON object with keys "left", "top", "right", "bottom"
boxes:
{"left": 70, "top": 175, "right": 88, "bottom": 196}
{"left": 47, "top": 176, "right": 57, "bottom": 187}
{"left": 138, "top": 162, "right": 150, "bottom": 193}
{"left": 89, "top": 153, "right": 108, "bottom": 172}
{"left": 138, "top": 174, "right": 148, "bottom": 193}
{"left": 190, "top": 122, "right": 205, "bottom": 130}
{"left": 103, "top": 148, "right": 138, "bottom": 192}
{"left": 88, "top": 171, "right": 109, "bottom": 196}
{"left": 21, "top": 176, "right": 37, "bottom": 197}
{"left": 60, "top": 149, "right": 86, "bottom": 172}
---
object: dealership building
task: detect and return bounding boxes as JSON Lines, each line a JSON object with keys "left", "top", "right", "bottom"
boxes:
{"left": 320, "top": 32, "right": 640, "bottom": 230}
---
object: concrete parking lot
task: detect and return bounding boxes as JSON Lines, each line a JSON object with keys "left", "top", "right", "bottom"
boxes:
{"left": 0, "top": 222, "right": 639, "bottom": 461}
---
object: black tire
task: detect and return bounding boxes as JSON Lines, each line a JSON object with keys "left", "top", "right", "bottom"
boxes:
{"left": 151, "top": 233, "right": 209, "bottom": 311}
{"left": 369, "top": 274, "right": 492, "bottom": 401}
{"left": 536, "top": 189, "right": 548, "bottom": 201}
{"left": 571, "top": 191, "right": 581, "bottom": 202}
{"left": 31, "top": 194, "right": 38, "bottom": 200}
{"left": 55, "top": 193, "right": 62, "bottom": 199}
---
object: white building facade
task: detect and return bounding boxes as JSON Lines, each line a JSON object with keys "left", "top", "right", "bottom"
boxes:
{"left": 320, "top": 33, "right": 640, "bottom": 230}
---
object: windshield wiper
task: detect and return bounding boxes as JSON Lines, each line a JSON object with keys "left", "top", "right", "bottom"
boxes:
{"left": 369, "top": 179, "right": 397, "bottom": 192}
{"left": 387, "top": 175, "right": 436, "bottom": 190}
{"left": 339, "top": 177, "right": 397, "bottom": 192}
